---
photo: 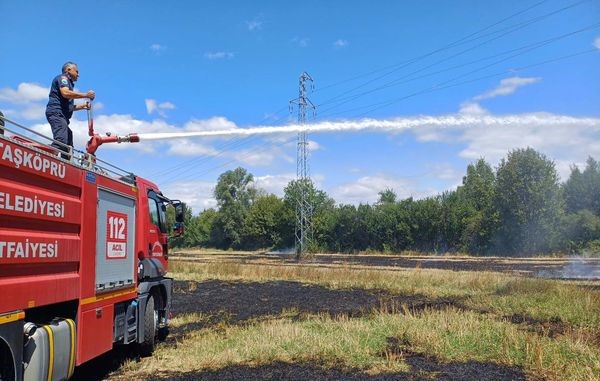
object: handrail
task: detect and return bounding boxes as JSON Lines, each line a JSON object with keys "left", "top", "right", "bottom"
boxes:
{"left": 0, "top": 112, "right": 136, "bottom": 183}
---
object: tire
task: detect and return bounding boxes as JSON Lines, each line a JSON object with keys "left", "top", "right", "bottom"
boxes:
{"left": 139, "top": 295, "right": 156, "bottom": 357}
{"left": 0, "top": 343, "right": 15, "bottom": 381}
{"left": 157, "top": 326, "right": 169, "bottom": 342}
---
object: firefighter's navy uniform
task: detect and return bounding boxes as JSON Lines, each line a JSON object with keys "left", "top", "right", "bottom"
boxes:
{"left": 46, "top": 74, "right": 75, "bottom": 157}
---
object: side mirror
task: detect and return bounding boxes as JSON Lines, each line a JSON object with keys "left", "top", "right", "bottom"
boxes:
{"left": 172, "top": 222, "right": 184, "bottom": 237}
{"left": 174, "top": 203, "right": 185, "bottom": 223}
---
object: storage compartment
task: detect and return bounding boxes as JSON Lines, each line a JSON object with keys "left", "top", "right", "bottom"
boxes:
{"left": 95, "top": 188, "right": 136, "bottom": 292}
{"left": 78, "top": 305, "right": 113, "bottom": 364}
{"left": 23, "top": 318, "right": 76, "bottom": 381}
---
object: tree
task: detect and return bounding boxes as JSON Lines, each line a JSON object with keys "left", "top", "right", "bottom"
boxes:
{"left": 459, "top": 159, "right": 498, "bottom": 254}
{"left": 212, "top": 167, "right": 256, "bottom": 248}
{"left": 377, "top": 188, "right": 397, "bottom": 205}
{"left": 563, "top": 157, "right": 600, "bottom": 215}
{"left": 374, "top": 201, "right": 412, "bottom": 253}
{"left": 196, "top": 209, "right": 219, "bottom": 247}
{"left": 494, "top": 148, "right": 562, "bottom": 255}
{"left": 560, "top": 210, "right": 600, "bottom": 253}
{"left": 242, "top": 194, "right": 286, "bottom": 250}
{"left": 283, "top": 179, "right": 335, "bottom": 252}
{"left": 327, "top": 204, "right": 359, "bottom": 253}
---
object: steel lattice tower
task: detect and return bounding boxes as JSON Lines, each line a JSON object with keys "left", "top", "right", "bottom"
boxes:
{"left": 289, "top": 72, "right": 315, "bottom": 259}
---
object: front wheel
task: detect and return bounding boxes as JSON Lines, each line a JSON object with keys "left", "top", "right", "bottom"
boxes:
{"left": 139, "top": 295, "right": 156, "bottom": 357}
{"left": 157, "top": 326, "right": 169, "bottom": 342}
{"left": 0, "top": 342, "right": 15, "bottom": 381}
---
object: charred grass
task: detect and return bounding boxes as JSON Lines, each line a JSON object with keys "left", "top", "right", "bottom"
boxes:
{"left": 102, "top": 258, "right": 599, "bottom": 381}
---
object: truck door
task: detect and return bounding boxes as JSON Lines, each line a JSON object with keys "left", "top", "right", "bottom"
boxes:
{"left": 146, "top": 190, "right": 169, "bottom": 267}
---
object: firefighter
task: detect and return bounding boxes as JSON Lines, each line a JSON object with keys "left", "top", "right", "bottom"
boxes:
{"left": 0, "top": 110, "right": 4, "bottom": 135}
{"left": 45, "top": 61, "right": 95, "bottom": 158}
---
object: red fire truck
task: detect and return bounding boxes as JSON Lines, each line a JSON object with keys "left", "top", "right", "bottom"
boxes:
{"left": 0, "top": 113, "right": 183, "bottom": 381}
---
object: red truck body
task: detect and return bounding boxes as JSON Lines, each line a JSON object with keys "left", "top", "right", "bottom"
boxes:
{"left": 0, "top": 121, "right": 179, "bottom": 381}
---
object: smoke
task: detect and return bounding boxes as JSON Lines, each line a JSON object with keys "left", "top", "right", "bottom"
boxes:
{"left": 267, "top": 248, "right": 296, "bottom": 256}
{"left": 137, "top": 114, "right": 600, "bottom": 141}
{"left": 560, "top": 256, "right": 600, "bottom": 280}
{"left": 537, "top": 255, "right": 600, "bottom": 280}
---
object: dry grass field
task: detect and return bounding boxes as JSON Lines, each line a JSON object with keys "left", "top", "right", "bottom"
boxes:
{"left": 74, "top": 250, "right": 600, "bottom": 381}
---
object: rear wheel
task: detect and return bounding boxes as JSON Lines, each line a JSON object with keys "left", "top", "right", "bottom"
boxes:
{"left": 139, "top": 295, "right": 156, "bottom": 357}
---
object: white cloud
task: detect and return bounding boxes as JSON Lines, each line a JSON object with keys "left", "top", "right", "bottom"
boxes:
{"left": 145, "top": 99, "right": 157, "bottom": 114}
{"left": 0, "top": 82, "right": 49, "bottom": 121}
{"left": 263, "top": 112, "right": 280, "bottom": 122}
{"left": 411, "top": 112, "right": 600, "bottom": 181}
{"left": 204, "top": 51, "right": 235, "bottom": 60}
{"left": 183, "top": 117, "right": 238, "bottom": 132}
{"left": 0, "top": 83, "right": 48, "bottom": 104}
{"left": 333, "top": 39, "right": 349, "bottom": 48}
{"left": 150, "top": 44, "right": 166, "bottom": 53}
{"left": 473, "top": 76, "right": 541, "bottom": 101}
{"left": 92, "top": 102, "right": 105, "bottom": 111}
{"left": 161, "top": 180, "right": 217, "bottom": 214}
{"left": 429, "top": 163, "right": 462, "bottom": 182}
{"left": 20, "top": 104, "right": 47, "bottom": 120}
{"left": 234, "top": 149, "right": 277, "bottom": 167}
{"left": 594, "top": 36, "right": 600, "bottom": 50}
{"left": 254, "top": 173, "right": 296, "bottom": 196}
{"left": 331, "top": 174, "right": 427, "bottom": 205}
{"left": 232, "top": 144, "right": 293, "bottom": 167}
{"left": 292, "top": 37, "right": 310, "bottom": 48}
{"left": 246, "top": 18, "right": 263, "bottom": 31}
{"left": 166, "top": 139, "right": 220, "bottom": 156}
{"left": 459, "top": 101, "right": 488, "bottom": 116}
{"left": 0, "top": 83, "right": 103, "bottom": 122}
{"left": 308, "top": 140, "right": 321, "bottom": 151}
{"left": 145, "top": 98, "right": 176, "bottom": 117}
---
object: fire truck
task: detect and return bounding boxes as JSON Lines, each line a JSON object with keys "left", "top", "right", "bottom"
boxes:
{"left": 0, "top": 112, "right": 184, "bottom": 381}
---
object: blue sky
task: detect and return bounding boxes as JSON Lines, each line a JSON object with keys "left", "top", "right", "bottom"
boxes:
{"left": 1, "top": 0, "right": 599, "bottom": 213}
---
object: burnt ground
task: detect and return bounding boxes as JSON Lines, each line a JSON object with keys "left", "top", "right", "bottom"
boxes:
{"left": 72, "top": 255, "right": 599, "bottom": 381}
{"left": 169, "top": 279, "right": 598, "bottom": 346}
{"left": 172, "top": 252, "right": 600, "bottom": 280}
{"left": 72, "top": 278, "right": 556, "bottom": 380}
{"left": 170, "top": 279, "right": 460, "bottom": 328}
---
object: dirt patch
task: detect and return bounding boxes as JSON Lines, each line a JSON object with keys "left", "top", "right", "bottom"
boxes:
{"left": 505, "top": 314, "right": 600, "bottom": 347}
{"left": 172, "top": 279, "right": 460, "bottom": 324}
{"left": 506, "top": 314, "right": 567, "bottom": 338}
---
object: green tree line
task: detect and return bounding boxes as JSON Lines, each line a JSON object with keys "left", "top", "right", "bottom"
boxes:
{"left": 168, "top": 148, "right": 600, "bottom": 256}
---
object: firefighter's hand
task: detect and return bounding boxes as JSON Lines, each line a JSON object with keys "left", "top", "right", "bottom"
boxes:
{"left": 86, "top": 90, "right": 96, "bottom": 100}
{"left": 83, "top": 101, "right": 91, "bottom": 110}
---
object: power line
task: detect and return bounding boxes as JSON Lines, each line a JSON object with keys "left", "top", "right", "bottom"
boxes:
{"left": 156, "top": 2, "right": 595, "bottom": 193}
{"left": 313, "top": 0, "right": 551, "bottom": 95}
{"left": 351, "top": 48, "right": 598, "bottom": 118}
{"left": 160, "top": 47, "right": 598, "bottom": 187}
{"left": 317, "top": 21, "right": 600, "bottom": 119}
{"left": 316, "top": 0, "right": 589, "bottom": 114}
